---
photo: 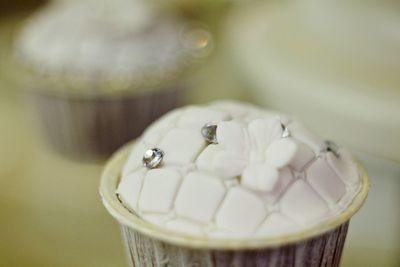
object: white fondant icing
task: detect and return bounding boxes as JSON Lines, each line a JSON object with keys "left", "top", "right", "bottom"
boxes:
{"left": 248, "top": 118, "right": 282, "bottom": 153}
{"left": 196, "top": 144, "right": 223, "bottom": 172}
{"left": 217, "top": 121, "right": 247, "bottom": 153}
{"left": 306, "top": 158, "right": 346, "bottom": 205}
{"left": 122, "top": 142, "right": 148, "bottom": 176}
{"left": 216, "top": 187, "right": 268, "bottom": 235}
{"left": 327, "top": 150, "right": 359, "bottom": 185}
{"left": 213, "top": 150, "right": 247, "bottom": 178}
{"left": 118, "top": 101, "right": 361, "bottom": 238}
{"left": 265, "top": 138, "right": 298, "bottom": 168}
{"left": 241, "top": 163, "right": 279, "bottom": 192}
{"left": 138, "top": 169, "right": 181, "bottom": 213}
{"left": 213, "top": 117, "right": 295, "bottom": 191}
{"left": 159, "top": 129, "right": 205, "bottom": 165}
{"left": 117, "top": 169, "right": 145, "bottom": 210}
{"left": 289, "top": 141, "right": 316, "bottom": 171}
{"left": 263, "top": 167, "right": 294, "bottom": 203}
{"left": 280, "top": 180, "right": 329, "bottom": 224}
{"left": 175, "top": 172, "right": 226, "bottom": 223}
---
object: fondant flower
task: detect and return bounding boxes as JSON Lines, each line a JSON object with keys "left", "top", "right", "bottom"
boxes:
{"left": 212, "top": 117, "right": 298, "bottom": 192}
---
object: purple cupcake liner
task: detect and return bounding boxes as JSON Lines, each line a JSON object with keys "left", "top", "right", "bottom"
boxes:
{"left": 29, "top": 87, "right": 182, "bottom": 160}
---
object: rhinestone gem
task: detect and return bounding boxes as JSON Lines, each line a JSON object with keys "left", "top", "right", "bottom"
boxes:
{"left": 281, "top": 123, "right": 290, "bottom": 138}
{"left": 201, "top": 123, "right": 218, "bottom": 144}
{"left": 325, "top": 140, "right": 340, "bottom": 157}
{"left": 143, "top": 148, "right": 164, "bottom": 169}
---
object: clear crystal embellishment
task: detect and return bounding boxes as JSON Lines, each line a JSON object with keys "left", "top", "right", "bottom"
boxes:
{"left": 325, "top": 140, "right": 340, "bottom": 157}
{"left": 201, "top": 123, "right": 218, "bottom": 144}
{"left": 281, "top": 123, "right": 290, "bottom": 138}
{"left": 143, "top": 148, "right": 164, "bottom": 169}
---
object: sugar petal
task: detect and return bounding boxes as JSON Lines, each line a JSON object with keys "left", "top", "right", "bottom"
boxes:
{"left": 265, "top": 138, "right": 298, "bottom": 168}
{"left": 241, "top": 163, "right": 279, "bottom": 192}
{"left": 248, "top": 117, "right": 283, "bottom": 152}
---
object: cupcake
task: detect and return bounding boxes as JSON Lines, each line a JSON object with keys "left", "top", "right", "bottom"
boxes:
{"left": 100, "top": 101, "right": 369, "bottom": 266}
{"left": 15, "top": 0, "right": 210, "bottom": 160}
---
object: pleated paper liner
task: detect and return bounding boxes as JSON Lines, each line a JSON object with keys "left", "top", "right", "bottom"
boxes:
{"left": 100, "top": 142, "right": 369, "bottom": 267}
{"left": 28, "top": 84, "right": 183, "bottom": 161}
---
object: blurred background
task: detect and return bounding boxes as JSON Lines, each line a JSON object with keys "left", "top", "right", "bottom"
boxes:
{"left": 0, "top": 0, "right": 399, "bottom": 266}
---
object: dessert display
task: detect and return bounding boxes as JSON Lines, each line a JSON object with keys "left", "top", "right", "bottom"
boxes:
{"left": 15, "top": 0, "right": 210, "bottom": 160}
{"left": 100, "top": 101, "right": 369, "bottom": 266}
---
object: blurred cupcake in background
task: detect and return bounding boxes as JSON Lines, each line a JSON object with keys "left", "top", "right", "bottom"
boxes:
{"left": 14, "top": 0, "right": 212, "bottom": 160}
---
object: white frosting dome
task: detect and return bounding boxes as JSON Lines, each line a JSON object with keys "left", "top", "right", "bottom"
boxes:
{"left": 117, "top": 101, "right": 361, "bottom": 238}
{"left": 16, "top": 1, "right": 200, "bottom": 80}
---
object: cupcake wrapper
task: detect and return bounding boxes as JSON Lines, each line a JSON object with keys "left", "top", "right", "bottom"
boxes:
{"left": 29, "top": 87, "right": 182, "bottom": 160}
{"left": 120, "top": 222, "right": 349, "bottom": 267}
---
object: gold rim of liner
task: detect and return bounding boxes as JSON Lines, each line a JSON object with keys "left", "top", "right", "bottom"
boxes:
{"left": 99, "top": 141, "right": 370, "bottom": 250}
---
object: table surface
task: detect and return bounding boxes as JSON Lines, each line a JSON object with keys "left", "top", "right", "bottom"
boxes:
{"left": 0, "top": 8, "right": 399, "bottom": 267}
